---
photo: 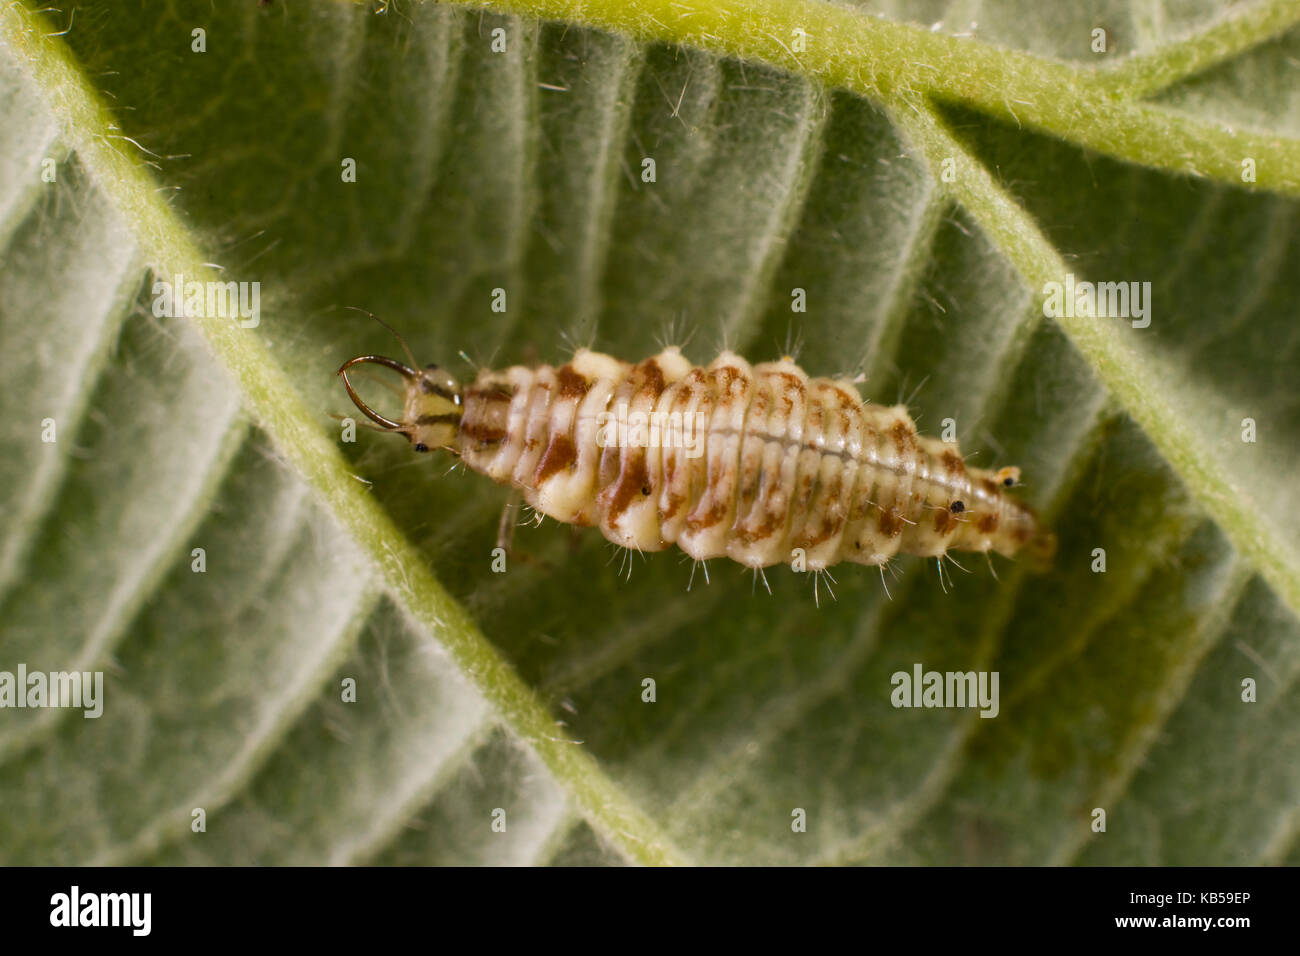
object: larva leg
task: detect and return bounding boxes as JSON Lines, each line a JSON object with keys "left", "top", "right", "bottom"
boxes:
{"left": 495, "top": 491, "right": 522, "bottom": 555}
{"left": 984, "top": 550, "right": 999, "bottom": 581}
{"left": 493, "top": 492, "right": 558, "bottom": 572}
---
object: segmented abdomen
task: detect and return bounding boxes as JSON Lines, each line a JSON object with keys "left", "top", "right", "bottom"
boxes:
{"left": 457, "top": 348, "right": 1044, "bottom": 570}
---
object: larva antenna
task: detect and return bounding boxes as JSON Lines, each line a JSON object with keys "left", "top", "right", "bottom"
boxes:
{"left": 344, "top": 306, "right": 420, "bottom": 371}
{"left": 337, "top": 353, "right": 418, "bottom": 431}
{"left": 458, "top": 349, "right": 481, "bottom": 373}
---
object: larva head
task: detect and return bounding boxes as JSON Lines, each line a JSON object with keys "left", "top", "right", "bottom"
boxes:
{"left": 953, "top": 464, "right": 1055, "bottom": 569}
{"left": 337, "top": 355, "right": 463, "bottom": 453}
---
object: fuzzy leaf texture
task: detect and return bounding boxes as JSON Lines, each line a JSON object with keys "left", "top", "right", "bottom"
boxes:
{"left": 0, "top": 0, "right": 1298, "bottom": 865}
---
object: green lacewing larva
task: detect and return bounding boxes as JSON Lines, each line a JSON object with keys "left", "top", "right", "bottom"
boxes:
{"left": 338, "top": 338, "right": 1055, "bottom": 590}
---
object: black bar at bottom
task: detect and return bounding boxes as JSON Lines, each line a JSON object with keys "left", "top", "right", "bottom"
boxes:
{"left": 0, "top": 865, "right": 1281, "bottom": 942}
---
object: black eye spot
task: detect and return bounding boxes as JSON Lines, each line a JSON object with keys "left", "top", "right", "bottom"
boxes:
{"left": 414, "top": 442, "right": 429, "bottom": 453}
{"left": 949, "top": 500, "right": 965, "bottom": 514}
{"left": 1003, "top": 476, "right": 1015, "bottom": 487}
{"left": 641, "top": 485, "right": 652, "bottom": 496}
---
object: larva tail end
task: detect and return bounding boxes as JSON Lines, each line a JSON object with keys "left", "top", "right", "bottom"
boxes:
{"left": 1022, "top": 529, "right": 1057, "bottom": 573}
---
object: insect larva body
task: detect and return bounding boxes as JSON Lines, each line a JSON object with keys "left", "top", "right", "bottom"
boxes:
{"left": 339, "top": 347, "right": 1055, "bottom": 573}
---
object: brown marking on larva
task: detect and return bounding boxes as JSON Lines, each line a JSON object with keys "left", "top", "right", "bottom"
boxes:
{"left": 804, "top": 471, "right": 845, "bottom": 547}
{"left": 879, "top": 506, "right": 904, "bottom": 537}
{"left": 757, "top": 504, "right": 789, "bottom": 539}
{"left": 603, "top": 452, "right": 651, "bottom": 524}
{"left": 716, "top": 365, "right": 743, "bottom": 396}
{"left": 689, "top": 400, "right": 735, "bottom": 531}
{"left": 679, "top": 368, "right": 709, "bottom": 393}
{"left": 736, "top": 457, "right": 762, "bottom": 504}
{"left": 818, "top": 513, "right": 842, "bottom": 546}
{"left": 891, "top": 420, "right": 914, "bottom": 455}
{"left": 534, "top": 433, "right": 577, "bottom": 484}
{"left": 596, "top": 358, "right": 670, "bottom": 525}
{"left": 977, "top": 511, "right": 1000, "bottom": 534}
{"left": 806, "top": 401, "right": 825, "bottom": 442}
{"left": 832, "top": 385, "right": 859, "bottom": 412}
{"left": 979, "top": 477, "right": 1001, "bottom": 497}
{"left": 459, "top": 420, "right": 508, "bottom": 445}
{"left": 661, "top": 486, "right": 687, "bottom": 520}
{"left": 940, "top": 450, "right": 964, "bottom": 474}
{"left": 797, "top": 509, "right": 841, "bottom": 549}
{"left": 735, "top": 502, "right": 787, "bottom": 545}
{"left": 774, "top": 372, "right": 803, "bottom": 416}
{"left": 459, "top": 387, "right": 514, "bottom": 446}
{"left": 934, "top": 506, "right": 957, "bottom": 535}
{"left": 686, "top": 499, "right": 730, "bottom": 532}
{"left": 797, "top": 470, "right": 814, "bottom": 500}
{"left": 555, "top": 364, "right": 589, "bottom": 400}
{"left": 689, "top": 455, "right": 735, "bottom": 530}
{"left": 639, "top": 358, "right": 665, "bottom": 394}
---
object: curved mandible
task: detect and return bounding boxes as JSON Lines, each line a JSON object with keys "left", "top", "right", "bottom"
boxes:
{"left": 337, "top": 354, "right": 419, "bottom": 431}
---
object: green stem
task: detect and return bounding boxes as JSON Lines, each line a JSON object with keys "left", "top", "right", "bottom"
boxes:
{"left": 447, "top": 0, "right": 1300, "bottom": 195}
{"left": 1090, "top": 0, "right": 1300, "bottom": 98}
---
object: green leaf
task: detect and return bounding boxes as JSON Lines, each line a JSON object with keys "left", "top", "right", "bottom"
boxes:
{"left": 1, "top": 0, "right": 1296, "bottom": 865}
